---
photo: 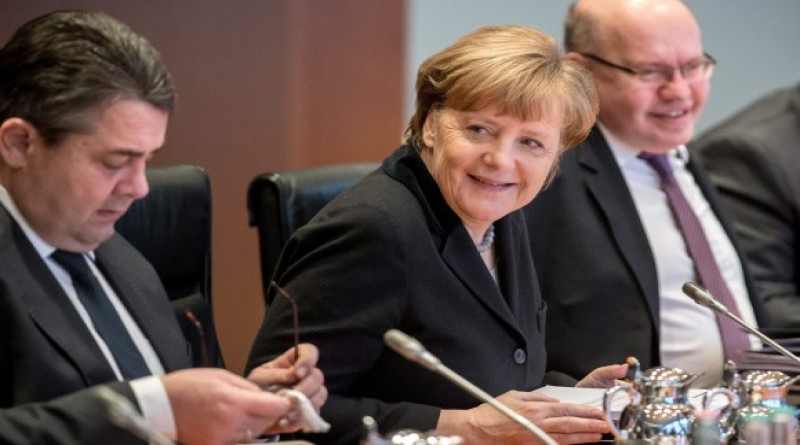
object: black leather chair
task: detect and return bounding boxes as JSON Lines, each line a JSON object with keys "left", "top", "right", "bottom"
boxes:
{"left": 115, "top": 165, "right": 223, "bottom": 367}
{"left": 247, "top": 162, "right": 379, "bottom": 302}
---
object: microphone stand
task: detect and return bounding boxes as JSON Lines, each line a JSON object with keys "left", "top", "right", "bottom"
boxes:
{"left": 682, "top": 282, "right": 800, "bottom": 368}
{"left": 433, "top": 364, "right": 559, "bottom": 445}
{"left": 384, "top": 329, "right": 558, "bottom": 445}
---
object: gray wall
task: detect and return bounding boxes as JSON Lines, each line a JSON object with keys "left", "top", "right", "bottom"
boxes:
{"left": 406, "top": 0, "right": 800, "bottom": 135}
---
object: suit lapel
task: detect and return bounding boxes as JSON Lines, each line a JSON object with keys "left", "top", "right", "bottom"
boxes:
{"left": 385, "top": 144, "right": 524, "bottom": 336}
{"left": 577, "top": 130, "right": 660, "bottom": 325}
{"left": 0, "top": 213, "right": 118, "bottom": 385}
{"left": 440, "top": 221, "right": 522, "bottom": 336}
{"left": 95, "top": 236, "right": 190, "bottom": 372}
{"left": 496, "top": 213, "right": 538, "bottom": 328}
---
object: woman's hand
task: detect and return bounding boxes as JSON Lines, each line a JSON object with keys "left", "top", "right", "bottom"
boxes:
{"left": 575, "top": 363, "right": 629, "bottom": 388}
{"left": 437, "top": 390, "right": 610, "bottom": 444}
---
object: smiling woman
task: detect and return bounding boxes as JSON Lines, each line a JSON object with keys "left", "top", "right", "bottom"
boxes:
{"left": 419, "top": 105, "right": 562, "bottom": 253}
{"left": 246, "top": 24, "right": 629, "bottom": 445}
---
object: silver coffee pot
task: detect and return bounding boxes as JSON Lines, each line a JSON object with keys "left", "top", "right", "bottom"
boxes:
{"left": 604, "top": 358, "right": 740, "bottom": 444}
{"left": 725, "top": 366, "right": 799, "bottom": 443}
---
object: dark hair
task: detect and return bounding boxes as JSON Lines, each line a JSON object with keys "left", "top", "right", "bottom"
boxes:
{"left": 564, "top": 1, "right": 597, "bottom": 53}
{"left": 0, "top": 10, "right": 176, "bottom": 146}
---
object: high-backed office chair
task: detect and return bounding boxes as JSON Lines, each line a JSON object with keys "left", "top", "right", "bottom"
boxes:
{"left": 247, "top": 162, "right": 379, "bottom": 302}
{"left": 115, "top": 165, "right": 223, "bottom": 367}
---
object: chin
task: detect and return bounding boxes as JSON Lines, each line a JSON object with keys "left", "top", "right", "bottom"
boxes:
{"left": 84, "top": 228, "right": 115, "bottom": 247}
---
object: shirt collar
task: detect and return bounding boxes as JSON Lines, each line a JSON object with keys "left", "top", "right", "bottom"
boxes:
{"left": 598, "top": 122, "right": 691, "bottom": 170}
{"left": 0, "top": 184, "right": 94, "bottom": 259}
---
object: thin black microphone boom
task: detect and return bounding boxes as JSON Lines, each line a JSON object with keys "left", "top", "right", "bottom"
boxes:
{"left": 682, "top": 282, "right": 800, "bottom": 369}
{"left": 383, "top": 329, "right": 558, "bottom": 445}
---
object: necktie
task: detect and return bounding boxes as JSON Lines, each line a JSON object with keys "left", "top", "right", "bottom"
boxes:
{"left": 51, "top": 250, "right": 150, "bottom": 379}
{"left": 638, "top": 153, "right": 751, "bottom": 361}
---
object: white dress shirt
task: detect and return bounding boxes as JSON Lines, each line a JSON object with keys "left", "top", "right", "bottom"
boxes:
{"left": 600, "top": 124, "right": 759, "bottom": 388}
{"left": 0, "top": 184, "right": 177, "bottom": 439}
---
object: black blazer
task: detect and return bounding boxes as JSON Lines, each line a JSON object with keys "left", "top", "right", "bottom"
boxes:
{"left": 0, "top": 382, "right": 143, "bottom": 445}
{"left": 695, "top": 83, "right": 800, "bottom": 330}
{"left": 524, "top": 127, "right": 767, "bottom": 381}
{"left": 247, "top": 144, "right": 548, "bottom": 445}
{"left": 0, "top": 205, "right": 192, "bottom": 408}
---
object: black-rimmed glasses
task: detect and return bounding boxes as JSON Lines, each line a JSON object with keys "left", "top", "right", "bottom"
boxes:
{"left": 270, "top": 281, "right": 300, "bottom": 362}
{"left": 579, "top": 52, "right": 716, "bottom": 85}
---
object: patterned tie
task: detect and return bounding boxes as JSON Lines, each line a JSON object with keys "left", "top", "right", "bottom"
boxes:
{"left": 638, "top": 153, "right": 751, "bottom": 361}
{"left": 51, "top": 250, "right": 150, "bottom": 379}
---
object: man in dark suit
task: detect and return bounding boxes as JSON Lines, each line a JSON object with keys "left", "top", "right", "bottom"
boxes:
{"left": 525, "top": 0, "right": 767, "bottom": 388}
{"left": 1, "top": 382, "right": 153, "bottom": 445}
{"left": 695, "top": 83, "right": 800, "bottom": 330}
{"left": 0, "top": 10, "right": 325, "bottom": 445}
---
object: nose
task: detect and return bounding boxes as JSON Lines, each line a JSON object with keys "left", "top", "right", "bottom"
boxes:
{"left": 659, "top": 69, "right": 692, "bottom": 98}
{"left": 118, "top": 162, "right": 150, "bottom": 199}
{"left": 483, "top": 140, "right": 515, "bottom": 169}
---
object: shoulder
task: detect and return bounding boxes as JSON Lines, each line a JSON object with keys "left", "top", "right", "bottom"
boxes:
{"left": 308, "top": 169, "right": 429, "bottom": 239}
{"left": 96, "top": 233, "right": 156, "bottom": 272}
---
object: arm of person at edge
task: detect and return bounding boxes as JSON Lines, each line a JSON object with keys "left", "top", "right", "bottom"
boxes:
{"left": 435, "top": 363, "right": 628, "bottom": 444}
{"left": 247, "top": 343, "right": 327, "bottom": 434}
{"left": 698, "top": 133, "right": 800, "bottom": 330}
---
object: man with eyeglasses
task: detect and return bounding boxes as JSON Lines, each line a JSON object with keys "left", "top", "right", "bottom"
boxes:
{"left": 524, "top": 0, "right": 767, "bottom": 388}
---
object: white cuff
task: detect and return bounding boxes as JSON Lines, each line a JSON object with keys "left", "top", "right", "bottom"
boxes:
{"left": 130, "top": 375, "right": 178, "bottom": 441}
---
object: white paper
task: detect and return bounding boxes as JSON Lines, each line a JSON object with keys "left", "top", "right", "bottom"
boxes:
{"left": 534, "top": 385, "right": 715, "bottom": 419}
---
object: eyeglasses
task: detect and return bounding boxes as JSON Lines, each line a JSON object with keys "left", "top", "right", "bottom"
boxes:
{"left": 579, "top": 52, "right": 716, "bottom": 85}
{"left": 270, "top": 281, "right": 300, "bottom": 362}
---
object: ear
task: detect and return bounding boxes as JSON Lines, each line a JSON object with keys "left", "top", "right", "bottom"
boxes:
{"left": 421, "top": 109, "right": 439, "bottom": 150}
{"left": 565, "top": 51, "right": 587, "bottom": 65}
{"left": 0, "top": 118, "right": 37, "bottom": 168}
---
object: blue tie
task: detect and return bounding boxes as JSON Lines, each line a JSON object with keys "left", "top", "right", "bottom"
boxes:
{"left": 51, "top": 250, "right": 151, "bottom": 379}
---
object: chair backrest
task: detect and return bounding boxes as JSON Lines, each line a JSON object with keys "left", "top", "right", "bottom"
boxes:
{"left": 247, "top": 162, "right": 379, "bottom": 301}
{"left": 115, "top": 165, "right": 223, "bottom": 367}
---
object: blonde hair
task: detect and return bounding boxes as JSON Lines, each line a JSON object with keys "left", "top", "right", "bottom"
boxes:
{"left": 406, "top": 25, "right": 597, "bottom": 152}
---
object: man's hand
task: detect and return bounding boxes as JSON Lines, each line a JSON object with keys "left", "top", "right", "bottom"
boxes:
{"left": 163, "top": 368, "right": 291, "bottom": 445}
{"left": 246, "top": 343, "right": 327, "bottom": 433}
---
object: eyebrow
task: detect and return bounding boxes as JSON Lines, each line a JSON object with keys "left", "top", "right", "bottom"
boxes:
{"left": 107, "top": 147, "right": 161, "bottom": 159}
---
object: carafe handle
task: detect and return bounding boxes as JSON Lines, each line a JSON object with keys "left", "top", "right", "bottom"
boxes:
{"left": 603, "top": 385, "right": 641, "bottom": 439}
{"left": 702, "top": 387, "right": 740, "bottom": 411}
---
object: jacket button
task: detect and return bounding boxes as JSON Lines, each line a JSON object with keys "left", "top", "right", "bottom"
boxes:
{"left": 513, "top": 348, "right": 527, "bottom": 364}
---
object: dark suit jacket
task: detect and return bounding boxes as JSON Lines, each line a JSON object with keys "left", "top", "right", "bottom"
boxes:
{"left": 247, "top": 144, "right": 548, "bottom": 445}
{"left": 523, "top": 127, "right": 767, "bottom": 381}
{"left": 0, "top": 205, "right": 192, "bottom": 409}
{"left": 695, "top": 83, "right": 800, "bottom": 330}
{"left": 0, "top": 382, "right": 143, "bottom": 445}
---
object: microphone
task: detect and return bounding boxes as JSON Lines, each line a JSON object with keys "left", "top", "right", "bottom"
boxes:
{"left": 95, "top": 386, "right": 177, "bottom": 445}
{"left": 383, "top": 329, "right": 558, "bottom": 445}
{"left": 681, "top": 282, "right": 800, "bottom": 369}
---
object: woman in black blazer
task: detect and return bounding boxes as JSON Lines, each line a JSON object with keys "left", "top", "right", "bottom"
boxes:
{"left": 248, "top": 25, "right": 626, "bottom": 445}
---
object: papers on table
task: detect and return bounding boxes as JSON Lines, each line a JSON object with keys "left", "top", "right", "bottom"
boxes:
{"left": 534, "top": 385, "right": 712, "bottom": 419}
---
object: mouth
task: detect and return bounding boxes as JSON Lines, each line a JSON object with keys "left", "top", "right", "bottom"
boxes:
{"left": 97, "top": 208, "right": 126, "bottom": 220}
{"left": 653, "top": 109, "right": 690, "bottom": 119}
{"left": 469, "top": 174, "right": 515, "bottom": 190}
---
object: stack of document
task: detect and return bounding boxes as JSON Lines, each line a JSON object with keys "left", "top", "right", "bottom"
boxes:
{"left": 738, "top": 336, "right": 800, "bottom": 375}
{"left": 534, "top": 385, "right": 713, "bottom": 420}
